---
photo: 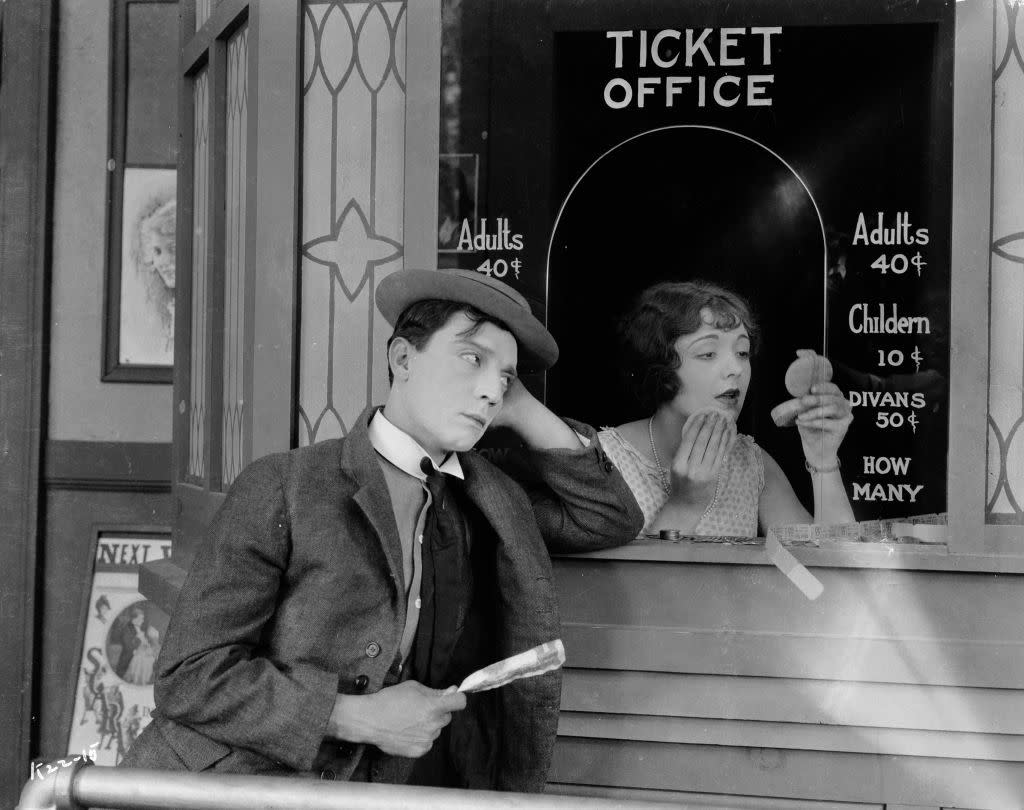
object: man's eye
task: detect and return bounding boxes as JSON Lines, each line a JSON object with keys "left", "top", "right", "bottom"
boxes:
{"left": 462, "top": 353, "right": 481, "bottom": 366}
{"left": 697, "top": 352, "right": 715, "bottom": 360}
{"left": 737, "top": 350, "right": 750, "bottom": 359}
{"left": 500, "top": 376, "right": 512, "bottom": 392}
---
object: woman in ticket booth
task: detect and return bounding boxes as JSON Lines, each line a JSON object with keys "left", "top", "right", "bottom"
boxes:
{"left": 599, "top": 280, "right": 856, "bottom": 537}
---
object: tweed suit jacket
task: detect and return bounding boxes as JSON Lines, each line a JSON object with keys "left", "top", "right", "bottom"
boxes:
{"left": 122, "top": 406, "right": 643, "bottom": 790}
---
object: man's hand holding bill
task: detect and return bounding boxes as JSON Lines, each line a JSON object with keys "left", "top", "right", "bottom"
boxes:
{"left": 327, "top": 681, "right": 467, "bottom": 759}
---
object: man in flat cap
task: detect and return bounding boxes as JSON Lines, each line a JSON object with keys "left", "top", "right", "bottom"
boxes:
{"left": 122, "top": 269, "right": 642, "bottom": 790}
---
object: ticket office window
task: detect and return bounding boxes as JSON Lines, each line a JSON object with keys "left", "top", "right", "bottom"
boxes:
{"left": 173, "top": 0, "right": 300, "bottom": 562}
{"left": 430, "top": 0, "right": 1022, "bottom": 567}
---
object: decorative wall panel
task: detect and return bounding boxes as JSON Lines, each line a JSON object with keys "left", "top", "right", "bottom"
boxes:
{"left": 221, "top": 25, "right": 248, "bottom": 488}
{"left": 196, "top": 0, "right": 212, "bottom": 31}
{"left": 297, "top": 1, "right": 406, "bottom": 446}
{"left": 187, "top": 68, "right": 209, "bottom": 482}
{"left": 987, "top": 0, "right": 1024, "bottom": 522}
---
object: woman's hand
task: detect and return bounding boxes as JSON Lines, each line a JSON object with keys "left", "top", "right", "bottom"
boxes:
{"left": 793, "top": 382, "right": 853, "bottom": 467}
{"left": 669, "top": 409, "right": 735, "bottom": 505}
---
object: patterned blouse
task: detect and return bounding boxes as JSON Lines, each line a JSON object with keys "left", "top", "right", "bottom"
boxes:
{"left": 598, "top": 427, "right": 766, "bottom": 538}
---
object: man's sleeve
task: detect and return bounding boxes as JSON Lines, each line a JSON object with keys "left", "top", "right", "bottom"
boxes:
{"left": 153, "top": 455, "right": 337, "bottom": 771}
{"left": 488, "top": 419, "right": 644, "bottom": 553}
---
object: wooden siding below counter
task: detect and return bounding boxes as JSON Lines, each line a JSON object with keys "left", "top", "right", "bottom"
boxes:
{"left": 550, "top": 556, "right": 1024, "bottom": 809}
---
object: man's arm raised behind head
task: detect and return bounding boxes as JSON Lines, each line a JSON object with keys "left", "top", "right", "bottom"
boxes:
{"left": 484, "top": 382, "right": 644, "bottom": 552}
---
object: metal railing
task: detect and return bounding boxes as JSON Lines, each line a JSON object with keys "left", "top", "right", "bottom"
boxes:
{"left": 18, "top": 761, "right": 702, "bottom": 810}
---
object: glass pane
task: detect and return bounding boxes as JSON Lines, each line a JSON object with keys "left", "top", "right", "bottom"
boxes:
{"left": 196, "top": 0, "right": 212, "bottom": 32}
{"left": 986, "top": 2, "right": 1024, "bottom": 523}
{"left": 187, "top": 67, "right": 210, "bottom": 483}
{"left": 296, "top": 1, "right": 406, "bottom": 446}
{"left": 221, "top": 25, "right": 249, "bottom": 489}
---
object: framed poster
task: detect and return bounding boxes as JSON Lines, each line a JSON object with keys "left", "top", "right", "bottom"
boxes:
{"left": 66, "top": 529, "right": 172, "bottom": 766}
{"left": 438, "top": 0, "right": 954, "bottom": 532}
{"left": 116, "top": 167, "right": 177, "bottom": 367}
{"left": 102, "top": 0, "right": 178, "bottom": 383}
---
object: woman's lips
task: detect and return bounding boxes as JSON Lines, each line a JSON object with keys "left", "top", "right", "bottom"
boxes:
{"left": 715, "top": 390, "right": 741, "bottom": 406}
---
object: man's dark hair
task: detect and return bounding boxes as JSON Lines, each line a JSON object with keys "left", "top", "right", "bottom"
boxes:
{"left": 386, "top": 299, "right": 513, "bottom": 384}
{"left": 617, "top": 280, "right": 760, "bottom": 412}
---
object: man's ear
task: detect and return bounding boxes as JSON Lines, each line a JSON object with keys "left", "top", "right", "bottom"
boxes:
{"left": 388, "top": 337, "right": 413, "bottom": 382}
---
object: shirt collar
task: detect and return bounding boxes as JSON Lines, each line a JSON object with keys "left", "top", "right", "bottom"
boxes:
{"left": 368, "top": 409, "right": 465, "bottom": 481}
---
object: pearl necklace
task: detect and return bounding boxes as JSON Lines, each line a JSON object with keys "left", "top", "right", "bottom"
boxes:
{"left": 648, "top": 416, "right": 671, "bottom": 494}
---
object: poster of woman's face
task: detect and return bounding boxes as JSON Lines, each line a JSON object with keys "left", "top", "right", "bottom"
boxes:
{"left": 118, "top": 168, "right": 176, "bottom": 366}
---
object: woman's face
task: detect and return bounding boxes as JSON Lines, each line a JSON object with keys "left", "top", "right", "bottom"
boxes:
{"left": 138, "top": 200, "right": 176, "bottom": 289}
{"left": 669, "top": 308, "right": 751, "bottom": 420}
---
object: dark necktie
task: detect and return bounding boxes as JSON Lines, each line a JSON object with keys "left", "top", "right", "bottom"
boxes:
{"left": 413, "top": 457, "right": 469, "bottom": 686}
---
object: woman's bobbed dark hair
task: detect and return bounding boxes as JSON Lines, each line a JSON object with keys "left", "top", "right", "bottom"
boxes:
{"left": 617, "top": 280, "right": 760, "bottom": 412}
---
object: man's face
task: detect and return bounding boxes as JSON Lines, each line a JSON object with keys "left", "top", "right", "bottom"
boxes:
{"left": 393, "top": 312, "right": 518, "bottom": 458}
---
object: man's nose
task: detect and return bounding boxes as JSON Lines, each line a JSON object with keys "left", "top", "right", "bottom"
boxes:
{"left": 476, "top": 371, "right": 503, "bottom": 404}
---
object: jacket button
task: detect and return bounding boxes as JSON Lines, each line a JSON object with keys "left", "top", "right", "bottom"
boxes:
{"left": 320, "top": 768, "right": 336, "bottom": 780}
{"left": 603, "top": 460, "right": 614, "bottom": 472}
{"left": 365, "top": 642, "right": 381, "bottom": 658}
{"left": 353, "top": 674, "right": 369, "bottom": 691}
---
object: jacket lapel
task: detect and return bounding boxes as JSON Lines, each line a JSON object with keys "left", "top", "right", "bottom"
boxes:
{"left": 459, "top": 453, "right": 518, "bottom": 544}
{"left": 340, "top": 406, "right": 406, "bottom": 595}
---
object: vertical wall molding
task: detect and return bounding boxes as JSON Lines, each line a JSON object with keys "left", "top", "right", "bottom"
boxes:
{"left": 403, "top": 0, "right": 441, "bottom": 271}
{"left": 0, "top": 0, "right": 57, "bottom": 801}
{"left": 950, "top": 0, "right": 996, "bottom": 550}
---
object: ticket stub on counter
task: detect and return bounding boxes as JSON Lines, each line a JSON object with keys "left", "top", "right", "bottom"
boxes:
{"left": 766, "top": 530, "right": 824, "bottom": 601}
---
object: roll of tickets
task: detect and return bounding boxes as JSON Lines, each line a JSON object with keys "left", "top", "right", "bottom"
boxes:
{"left": 457, "top": 639, "right": 566, "bottom": 693}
